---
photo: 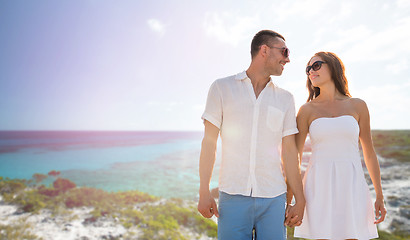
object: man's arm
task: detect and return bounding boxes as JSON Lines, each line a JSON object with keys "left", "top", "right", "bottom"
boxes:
{"left": 282, "top": 134, "right": 305, "bottom": 227}
{"left": 197, "top": 120, "right": 220, "bottom": 218}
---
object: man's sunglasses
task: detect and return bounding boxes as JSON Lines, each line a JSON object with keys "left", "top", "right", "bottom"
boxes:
{"left": 306, "top": 61, "right": 326, "bottom": 75}
{"left": 268, "top": 46, "right": 290, "bottom": 58}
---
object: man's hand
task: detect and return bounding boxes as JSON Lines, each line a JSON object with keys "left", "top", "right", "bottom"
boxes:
{"left": 281, "top": 134, "right": 305, "bottom": 227}
{"left": 284, "top": 201, "right": 305, "bottom": 227}
{"left": 198, "top": 190, "right": 219, "bottom": 218}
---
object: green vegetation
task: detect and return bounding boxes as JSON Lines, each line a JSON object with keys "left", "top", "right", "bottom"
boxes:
{"left": 0, "top": 174, "right": 217, "bottom": 239}
{"left": 377, "top": 230, "right": 409, "bottom": 240}
{"left": 372, "top": 130, "right": 410, "bottom": 162}
{"left": 0, "top": 219, "right": 39, "bottom": 240}
{"left": 286, "top": 226, "right": 301, "bottom": 240}
{"left": 287, "top": 227, "right": 408, "bottom": 240}
{"left": 2, "top": 172, "right": 408, "bottom": 239}
{"left": 141, "top": 200, "right": 217, "bottom": 239}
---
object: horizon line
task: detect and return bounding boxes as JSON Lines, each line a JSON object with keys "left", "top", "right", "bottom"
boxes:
{"left": 0, "top": 129, "right": 409, "bottom": 132}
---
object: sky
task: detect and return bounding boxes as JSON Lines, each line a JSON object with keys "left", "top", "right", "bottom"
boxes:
{"left": 1, "top": 0, "right": 409, "bottom": 131}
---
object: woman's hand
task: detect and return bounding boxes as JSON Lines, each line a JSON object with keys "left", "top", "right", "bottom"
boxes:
{"left": 374, "top": 197, "right": 387, "bottom": 224}
{"left": 285, "top": 202, "right": 304, "bottom": 227}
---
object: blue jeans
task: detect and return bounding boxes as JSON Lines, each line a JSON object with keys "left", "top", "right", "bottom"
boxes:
{"left": 217, "top": 191, "right": 286, "bottom": 240}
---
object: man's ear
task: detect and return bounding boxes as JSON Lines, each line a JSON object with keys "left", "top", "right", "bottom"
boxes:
{"left": 260, "top": 44, "right": 269, "bottom": 58}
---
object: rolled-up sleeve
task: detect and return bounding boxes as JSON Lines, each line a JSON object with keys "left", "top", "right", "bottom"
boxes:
{"left": 201, "top": 81, "right": 223, "bottom": 129}
{"left": 282, "top": 94, "right": 299, "bottom": 137}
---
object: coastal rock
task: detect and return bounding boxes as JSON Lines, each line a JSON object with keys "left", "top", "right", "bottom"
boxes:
{"left": 101, "top": 234, "right": 121, "bottom": 240}
{"left": 389, "top": 218, "right": 410, "bottom": 234}
{"left": 389, "top": 218, "right": 405, "bottom": 231}
{"left": 387, "top": 196, "right": 402, "bottom": 207}
{"left": 83, "top": 216, "right": 98, "bottom": 225}
{"left": 365, "top": 153, "right": 410, "bottom": 233}
{"left": 399, "top": 207, "right": 410, "bottom": 219}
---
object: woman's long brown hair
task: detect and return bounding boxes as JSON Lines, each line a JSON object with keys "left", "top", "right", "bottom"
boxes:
{"left": 306, "top": 52, "right": 351, "bottom": 102}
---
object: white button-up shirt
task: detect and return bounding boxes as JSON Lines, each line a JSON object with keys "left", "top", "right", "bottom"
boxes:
{"left": 202, "top": 71, "right": 298, "bottom": 198}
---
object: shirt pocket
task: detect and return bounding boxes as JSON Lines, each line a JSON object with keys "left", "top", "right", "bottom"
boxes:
{"left": 266, "top": 106, "right": 284, "bottom": 132}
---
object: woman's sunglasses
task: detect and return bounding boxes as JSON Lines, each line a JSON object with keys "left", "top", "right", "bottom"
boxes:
{"left": 306, "top": 61, "right": 326, "bottom": 75}
{"left": 268, "top": 46, "right": 290, "bottom": 58}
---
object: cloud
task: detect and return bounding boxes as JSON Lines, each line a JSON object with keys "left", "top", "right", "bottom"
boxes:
{"left": 357, "top": 83, "right": 410, "bottom": 129}
{"left": 328, "top": 2, "right": 353, "bottom": 23}
{"left": 386, "top": 58, "right": 409, "bottom": 74}
{"left": 322, "top": 24, "right": 372, "bottom": 51}
{"left": 396, "top": 0, "right": 410, "bottom": 8}
{"left": 339, "top": 17, "right": 410, "bottom": 62}
{"left": 193, "top": 104, "right": 205, "bottom": 110}
{"left": 147, "top": 18, "right": 166, "bottom": 36}
{"left": 271, "top": 0, "right": 330, "bottom": 22}
{"left": 203, "top": 11, "right": 259, "bottom": 46}
{"left": 359, "top": 83, "right": 410, "bottom": 108}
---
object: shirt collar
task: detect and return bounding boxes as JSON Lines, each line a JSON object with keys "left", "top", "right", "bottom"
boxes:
{"left": 235, "top": 70, "right": 276, "bottom": 87}
{"left": 235, "top": 70, "right": 249, "bottom": 81}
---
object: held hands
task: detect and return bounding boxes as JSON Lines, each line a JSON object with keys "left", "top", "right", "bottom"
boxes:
{"left": 284, "top": 201, "right": 305, "bottom": 227}
{"left": 374, "top": 197, "right": 387, "bottom": 224}
{"left": 197, "top": 190, "right": 219, "bottom": 218}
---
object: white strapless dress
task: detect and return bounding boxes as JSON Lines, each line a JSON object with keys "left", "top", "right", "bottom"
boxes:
{"left": 294, "top": 115, "right": 378, "bottom": 240}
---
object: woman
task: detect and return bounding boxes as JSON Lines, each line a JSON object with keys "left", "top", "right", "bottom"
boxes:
{"left": 293, "top": 52, "right": 386, "bottom": 240}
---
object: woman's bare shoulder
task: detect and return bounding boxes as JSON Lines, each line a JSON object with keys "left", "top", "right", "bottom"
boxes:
{"left": 347, "top": 97, "right": 370, "bottom": 120}
{"left": 349, "top": 97, "right": 368, "bottom": 110}
{"left": 298, "top": 102, "right": 315, "bottom": 118}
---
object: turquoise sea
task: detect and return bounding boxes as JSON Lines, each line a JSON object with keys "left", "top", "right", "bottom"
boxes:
{"left": 0, "top": 131, "right": 220, "bottom": 199}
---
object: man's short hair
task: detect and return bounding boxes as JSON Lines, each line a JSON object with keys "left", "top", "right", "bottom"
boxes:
{"left": 251, "top": 30, "right": 285, "bottom": 58}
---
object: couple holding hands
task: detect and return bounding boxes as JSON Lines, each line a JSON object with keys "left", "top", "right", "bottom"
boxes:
{"left": 198, "top": 30, "right": 386, "bottom": 240}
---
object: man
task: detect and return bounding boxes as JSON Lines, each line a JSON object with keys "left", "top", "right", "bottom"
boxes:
{"left": 197, "top": 30, "right": 305, "bottom": 239}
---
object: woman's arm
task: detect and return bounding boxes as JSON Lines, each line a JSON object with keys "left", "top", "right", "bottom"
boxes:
{"left": 295, "top": 104, "right": 310, "bottom": 169}
{"left": 356, "top": 98, "right": 387, "bottom": 224}
{"left": 286, "top": 104, "right": 310, "bottom": 204}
